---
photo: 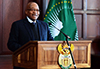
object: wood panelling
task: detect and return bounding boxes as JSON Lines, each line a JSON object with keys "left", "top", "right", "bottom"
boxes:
{"left": 87, "top": 0, "right": 100, "bottom": 10}
{"left": 0, "top": 55, "right": 13, "bottom": 69}
{"left": 87, "top": 15, "right": 100, "bottom": 39}
{"left": 0, "top": 0, "right": 100, "bottom": 55}
{"left": 75, "top": 14, "right": 83, "bottom": 39}
{"left": 1, "top": 0, "right": 23, "bottom": 54}
{"left": 0, "top": 0, "right": 3, "bottom": 54}
{"left": 72, "top": 0, "right": 83, "bottom": 10}
{"left": 73, "top": 0, "right": 100, "bottom": 39}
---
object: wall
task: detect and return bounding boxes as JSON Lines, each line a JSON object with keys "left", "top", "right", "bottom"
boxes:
{"left": 0, "top": 0, "right": 100, "bottom": 55}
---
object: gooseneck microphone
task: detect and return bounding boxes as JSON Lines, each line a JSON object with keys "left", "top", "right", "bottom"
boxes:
{"left": 48, "top": 22, "right": 77, "bottom": 69}
{"left": 48, "top": 22, "right": 71, "bottom": 39}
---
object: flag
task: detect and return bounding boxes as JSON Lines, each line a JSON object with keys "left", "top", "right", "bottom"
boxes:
{"left": 44, "top": 0, "right": 79, "bottom": 41}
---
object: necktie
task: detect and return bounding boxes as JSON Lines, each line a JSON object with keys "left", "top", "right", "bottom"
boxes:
{"left": 32, "top": 22, "right": 35, "bottom": 25}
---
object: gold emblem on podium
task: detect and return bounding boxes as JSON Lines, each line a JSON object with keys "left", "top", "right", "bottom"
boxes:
{"left": 57, "top": 43, "right": 74, "bottom": 69}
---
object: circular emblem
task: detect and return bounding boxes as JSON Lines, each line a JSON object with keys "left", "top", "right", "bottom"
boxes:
{"left": 58, "top": 54, "right": 72, "bottom": 69}
{"left": 57, "top": 43, "right": 74, "bottom": 69}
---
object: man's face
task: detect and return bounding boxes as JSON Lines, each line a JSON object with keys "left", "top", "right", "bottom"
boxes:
{"left": 25, "top": 3, "right": 40, "bottom": 21}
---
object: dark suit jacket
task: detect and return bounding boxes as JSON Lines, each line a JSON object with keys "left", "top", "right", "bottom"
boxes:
{"left": 7, "top": 18, "right": 53, "bottom": 52}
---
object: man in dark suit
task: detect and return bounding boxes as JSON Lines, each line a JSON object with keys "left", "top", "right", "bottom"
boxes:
{"left": 7, "top": 2, "right": 53, "bottom": 69}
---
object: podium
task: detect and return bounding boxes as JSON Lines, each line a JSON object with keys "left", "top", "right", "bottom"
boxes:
{"left": 13, "top": 41, "right": 91, "bottom": 69}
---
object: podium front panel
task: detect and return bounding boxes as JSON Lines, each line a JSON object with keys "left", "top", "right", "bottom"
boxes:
{"left": 37, "top": 41, "right": 91, "bottom": 69}
{"left": 13, "top": 41, "right": 91, "bottom": 69}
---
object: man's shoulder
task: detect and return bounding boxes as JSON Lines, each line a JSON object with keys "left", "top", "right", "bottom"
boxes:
{"left": 11, "top": 18, "right": 27, "bottom": 27}
{"left": 14, "top": 18, "right": 27, "bottom": 23}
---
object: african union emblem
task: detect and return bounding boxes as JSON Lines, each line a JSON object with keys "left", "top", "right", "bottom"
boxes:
{"left": 57, "top": 42, "right": 74, "bottom": 69}
{"left": 44, "top": 0, "right": 79, "bottom": 41}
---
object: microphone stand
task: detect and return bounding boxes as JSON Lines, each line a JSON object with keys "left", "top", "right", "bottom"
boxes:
{"left": 65, "top": 36, "right": 77, "bottom": 69}
{"left": 49, "top": 22, "right": 77, "bottom": 69}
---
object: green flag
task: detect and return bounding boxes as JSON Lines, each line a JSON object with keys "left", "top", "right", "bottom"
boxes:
{"left": 44, "top": 0, "right": 78, "bottom": 41}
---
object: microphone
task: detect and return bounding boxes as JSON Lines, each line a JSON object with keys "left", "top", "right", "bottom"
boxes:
{"left": 49, "top": 22, "right": 77, "bottom": 69}
{"left": 48, "top": 22, "right": 71, "bottom": 39}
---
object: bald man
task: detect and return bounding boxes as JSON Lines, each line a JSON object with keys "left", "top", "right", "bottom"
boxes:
{"left": 7, "top": 2, "right": 53, "bottom": 69}
{"left": 25, "top": 2, "right": 40, "bottom": 22}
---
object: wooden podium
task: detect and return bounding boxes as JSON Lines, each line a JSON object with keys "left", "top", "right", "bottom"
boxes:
{"left": 13, "top": 41, "right": 91, "bottom": 69}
